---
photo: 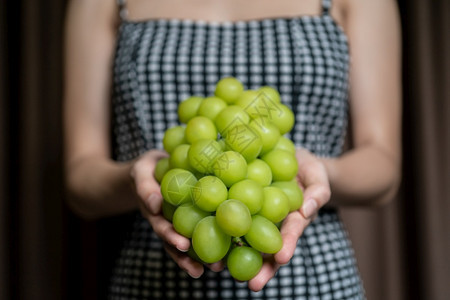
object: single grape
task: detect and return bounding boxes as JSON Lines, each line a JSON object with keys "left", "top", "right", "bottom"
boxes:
{"left": 188, "top": 139, "right": 223, "bottom": 174}
{"left": 172, "top": 203, "right": 210, "bottom": 238}
{"left": 212, "top": 151, "right": 248, "bottom": 187}
{"left": 244, "top": 215, "right": 283, "bottom": 254}
{"left": 197, "top": 96, "right": 228, "bottom": 121}
{"left": 246, "top": 159, "right": 272, "bottom": 187}
{"left": 162, "top": 200, "right": 177, "bottom": 222}
{"left": 215, "top": 106, "right": 250, "bottom": 136}
{"left": 270, "top": 103, "right": 295, "bottom": 134}
{"left": 217, "top": 138, "right": 227, "bottom": 151}
{"left": 214, "top": 77, "right": 244, "bottom": 104}
{"left": 185, "top": 116, "right": 218, "bottom": 144}
{"left": 258, "top": 86, "right": 281, "bottom": 103}
{"left": 169, "top": 144, "right": 194, "bottom": 172}
{"left": 242, "top": 90, "right": 279, "bottom": 120}
{"left": 249, "top": 117, "right": 280, "bottom": 155}
{"left": 192, "top": 216, "right": 231, "bottom": 263}
{"left": 228, "top": 179, "right": 264, "bottom": 214}
{"left": 178, "top": 96, "right": 203, "bottom": 124}
{"left": 273, "top": 136, "right": 296, "bottom": 155}
{"left": 192, "top": 176, "right": 228, "bottom": 212}
{"left": 154, "top": 157, "right": 170, "bottom": 183}
{"left": 227, "top": 246, "right": 263, "bottom": 281}
{"left": 225, "top": 124, "right": 262, "bottom": 162}
{"left": 262, "top": 149, "right": 298, "bottom": 181}
{"left": 235, "top": 90, "right": 259, "bottom": 110}
{"left": 160, "top": 168, "right": 198, "bottom": 206}
{"left": 259, "top": 186, "right": 290, "bottom": 223}
{"left": 216, "top": 199, "right": 252, "bottom": 237}
{"left": 163, "top": 126, "right": 187, "bottom": 153}
{"left": 271, "top": 180, "right": 304, "bottom": 212}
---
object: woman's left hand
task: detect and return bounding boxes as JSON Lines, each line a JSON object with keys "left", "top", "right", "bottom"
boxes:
{"left": 248, "top": 147, "right": 331, "bottom": 292}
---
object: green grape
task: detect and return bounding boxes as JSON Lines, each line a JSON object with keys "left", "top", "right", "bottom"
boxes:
{"left": 187, "top": 246, "right": 204, "bottom": 263}
{"left": 271, "top": 180, "right": 304, "bottom": 212}
{"left": 215, "top": 106, "right": 250, "bottom": 136}
{"left": 244, "top": 215, "right": 283, "bottom": 254}
{"left": 169, "top": 144, "right": 194, "bottom": 172}
{"left": 270, "top": 103, "right": 295, "bottom": 134}
{"left": 217, "top": 138, "right": 227, "bottom": 151}
{"left": 160, "top": 168, "right": 198, "bottom": 206}
{"left": 227, "top": 246, "right": 263, "bottom": 281}
{"left": 258, "top": 86, "right": 281, "bottom": 103}
{"left": 246, "top": 159, "right": 272, "bottom": 187}
{"left": 172, "top": 203, "right": 210, "bottom": 238}
{"left": 163, "top": 126, "right": 187, "bottom": 153}
{"left": 228, "top": 179, "right": 263, "bottom": 214}
{"left": 212, "top": 151, "right": 248, "bottom": 187}
{"left": 224, "top": 124, "right": 262, "bottom": 162}
{"left": 192, "top": 216, "right": 231, "bottom": 263}
{"left": 178, "top": 96, "right": 203, "bottom": 124}
{"left": 235, "top": 90, "right": 259, "bottom": 110}
{"left": 214, "top": 77, "right": 244, "bottom": 104}
{"left": 185, "top": 116, "right": 218, "bottom": 144}
{"left": 259, "top": 186, "right": 290, "bottom": 223}
{"left": 242, "top": 90, "right": 279, "bottom": 120}
{"left": 162, "top": 200, "right": 177, "bottom": 222}
{"left": 273, "top": 136, "right": 296, "bottom": 155}
{"left": 192, "top": 176, "right": 228, "bottom": 212}
{"left": 154, "top": 157, "right": 170, "bottom": 183}
{"left": 262, "top": 149, "right": 298, "bottom": 181}
{"left": 188, "top": 139, "right": 223, "bottom": 174}
{"left": 197, "top": 96, "right": 228, "bottom": 121}
{"left": 249, "top": 117, "right": 280, "bottom": 155}
{"left": 216, "top": 199, "right": 252, "bottom": 237}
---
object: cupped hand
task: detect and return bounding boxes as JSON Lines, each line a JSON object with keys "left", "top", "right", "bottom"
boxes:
{"left": 131, "top": 149, "right": 221, "bottom": 278}
{"left": 248, "top": 147, "right": 331, "bottom": 292}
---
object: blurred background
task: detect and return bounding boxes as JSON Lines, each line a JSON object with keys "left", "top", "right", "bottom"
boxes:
{"left": 1, "top": 0, "right": 449, "bottom": 299}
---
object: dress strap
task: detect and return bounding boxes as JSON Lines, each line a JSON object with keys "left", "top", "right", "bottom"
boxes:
{"left": 116, "top": 0, "right": 128, "bottom": 21}
{"left": 322, "top": 0, "right": 332, "bottom": 15}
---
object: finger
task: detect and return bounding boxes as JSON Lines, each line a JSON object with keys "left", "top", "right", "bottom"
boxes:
{"left": 164, "top": 244, "right": 204, "bottom": 278}
{"left": 301, "top": 183, "right": 331, "bottom": 219}
{"left": 142, "top": 191, "right": 163, "bottom": 216}
{"left": 247, "top": 256, "right": 280, "bottom": 292}
{"left": 274, "top": 211, "right": 310, "bottom": 265}
{"left": 132, "top": 151, "right": 168, "bottom": 203}
{"left": 206, "top": 261, "right": 225, "bottom": 272}
{"left": 147, "top": 213, "right": 191, "bottom": 251}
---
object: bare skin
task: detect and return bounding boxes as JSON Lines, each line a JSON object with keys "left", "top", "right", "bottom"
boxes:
{"left": 64, "top": 0, "right": 401, "bottom": 292}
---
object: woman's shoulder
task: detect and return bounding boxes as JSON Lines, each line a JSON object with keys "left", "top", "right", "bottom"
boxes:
{"left": 66, "top": 0, "right": 120, "bottom": 29}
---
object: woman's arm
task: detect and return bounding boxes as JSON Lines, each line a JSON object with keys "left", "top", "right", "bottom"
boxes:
{"left": 248, "top": 0, "right": 402, "bottom": 291}
{"left": 322, "top": 0, "right": 402, "bottom": 207}
{"left": 64, "top": 0, "right": 140, "bottom": 218}
{"left": 64, "top": 0, "right": 200, "bottom": 276}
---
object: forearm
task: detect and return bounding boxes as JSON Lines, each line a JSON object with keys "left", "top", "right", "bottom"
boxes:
{"left": 322, "top": 145, "right": 401, "bottom": 207}
{"left": 65, "top": 156, "right": 139, "bottom": 219}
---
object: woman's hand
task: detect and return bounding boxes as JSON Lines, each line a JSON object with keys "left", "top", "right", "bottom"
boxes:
{"left": 248, "top": 147, "right": 331, "bottom": 292}
{"left": 131, "top": 149, "right": 224, "bottom": 278}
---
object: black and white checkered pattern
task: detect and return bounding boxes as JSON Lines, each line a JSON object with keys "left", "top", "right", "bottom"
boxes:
{"left": 109, "top": 0, "right": 364, "bottom": 298}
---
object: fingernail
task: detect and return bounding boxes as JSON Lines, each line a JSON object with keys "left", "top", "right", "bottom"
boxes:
{"left": 176, "top": 246, "right": 188, "bottom": 253}
{"left": 189, "top": 272, "right": 201, "bottom": 279}
{"left": 302, "top": 198, "right": 317, "bottom": 219}
{"left": 147, "top": 193, "right": 160, "bottom": 214}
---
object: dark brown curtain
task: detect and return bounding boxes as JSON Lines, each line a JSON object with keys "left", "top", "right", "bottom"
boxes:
{"left": 1, "top": 0, "right": 448, "bottom": 299}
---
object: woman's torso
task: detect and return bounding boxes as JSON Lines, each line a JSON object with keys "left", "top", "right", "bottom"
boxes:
{"left": 109, "top": 0, "right": 364, "bottom": 298}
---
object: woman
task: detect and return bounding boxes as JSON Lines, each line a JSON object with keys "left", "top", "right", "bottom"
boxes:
{"left": 64, "top": 0, "right": 401, "bottom": 298}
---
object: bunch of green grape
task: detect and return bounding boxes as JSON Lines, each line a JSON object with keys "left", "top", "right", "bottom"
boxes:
{"left": 154, "top": 77, "right": 303, "bottom": 281}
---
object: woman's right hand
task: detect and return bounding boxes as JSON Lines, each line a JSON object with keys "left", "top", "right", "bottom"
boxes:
{"left": 130, "top": 149, "right": 222, "bottom": 278}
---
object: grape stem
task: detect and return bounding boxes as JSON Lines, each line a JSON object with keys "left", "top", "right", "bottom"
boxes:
{"left": 232, "top": 236, "right": 248, "bottom": 247}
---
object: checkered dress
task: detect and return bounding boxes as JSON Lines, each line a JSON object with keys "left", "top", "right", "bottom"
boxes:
{"left": 109, "top": 0, "right": 365, "bottom": 299}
